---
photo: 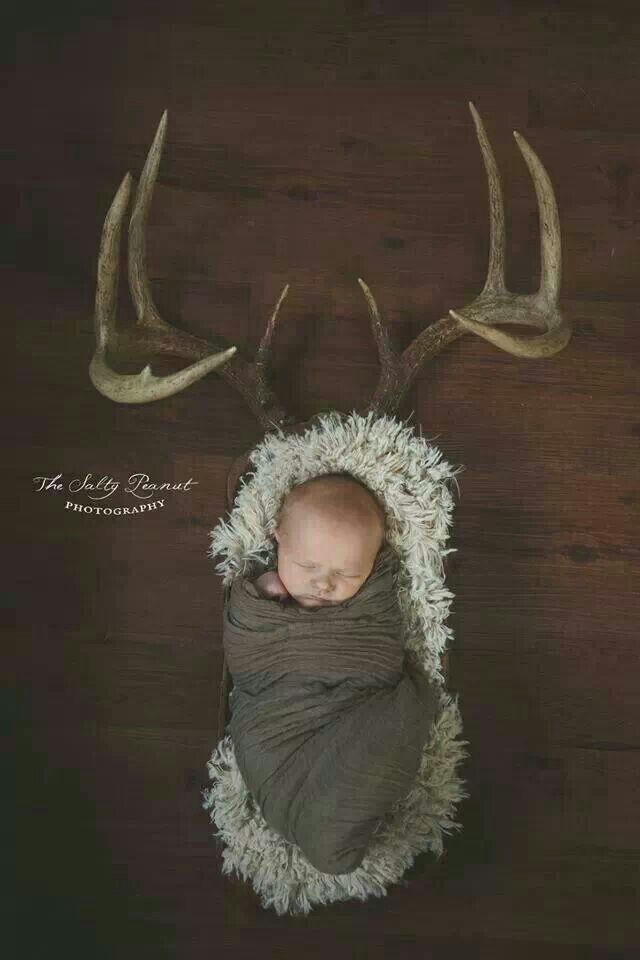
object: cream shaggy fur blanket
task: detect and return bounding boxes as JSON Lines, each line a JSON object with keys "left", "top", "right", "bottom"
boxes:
{"left": 201, "top": 410, "right": 470, "bottom": 915}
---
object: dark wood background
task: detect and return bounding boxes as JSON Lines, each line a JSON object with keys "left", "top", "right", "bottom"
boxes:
{"left": 8, "top": 1, "right": 639, "bottom": 957}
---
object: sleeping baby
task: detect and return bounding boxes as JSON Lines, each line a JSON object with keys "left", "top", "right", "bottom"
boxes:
{"left": 253, "top": 472, "right": 386, "bottom": 608}
{"left": 223, "top": 471, "right": 439, "bottom": 874}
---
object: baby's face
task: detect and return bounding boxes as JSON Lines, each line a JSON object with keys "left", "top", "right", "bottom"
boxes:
{"left": 274, "top": 509, "right": 381, "bottom": 609}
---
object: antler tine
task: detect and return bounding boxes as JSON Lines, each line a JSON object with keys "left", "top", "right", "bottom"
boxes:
{"left": 90, "top": 110, "right": 294, "bottom": 431}
{"left": 448, "top": 100, "right": 570, "bottom": 353}
{"left": 359, "top": 102, "right": 572, "bottom": 419}
{"left": 90, "top": 166, "right": 239, "bottom": 404}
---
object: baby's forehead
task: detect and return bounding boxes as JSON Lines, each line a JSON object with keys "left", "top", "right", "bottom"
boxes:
{"left": 282, "top": 480, "right": 378, "bottom": 526}
{"left": 286, "top": 474, "right": 375, "bottom": 505}
{"left": 286, "top": 506, "right": 371, "bottom": 536}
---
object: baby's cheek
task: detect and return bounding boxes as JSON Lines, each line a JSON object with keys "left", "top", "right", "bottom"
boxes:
{"left": 277, "top": 561, "right": 295, "bottom": 593}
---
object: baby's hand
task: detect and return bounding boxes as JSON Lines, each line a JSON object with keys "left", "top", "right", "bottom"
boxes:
{"left": 253, "top": 571, "right": 290, "bottom": 601}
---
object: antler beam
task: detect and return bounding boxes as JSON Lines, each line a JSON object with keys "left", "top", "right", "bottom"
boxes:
{"left": 90, "top": 110, "right": 297, "bottom": 431}
{"left": 358, "top": 100, "right": 571, "bottom": 418}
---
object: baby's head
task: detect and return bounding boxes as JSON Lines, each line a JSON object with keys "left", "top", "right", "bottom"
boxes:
{"left": 273, "top": 472, "right": 386, "bottom": 609}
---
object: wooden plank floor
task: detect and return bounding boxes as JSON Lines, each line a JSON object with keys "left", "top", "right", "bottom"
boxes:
{"left": 8, "top": 2, "right": 640, "bottom": 957}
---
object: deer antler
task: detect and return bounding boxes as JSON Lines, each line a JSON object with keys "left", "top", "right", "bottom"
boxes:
{"left": 357, "top": 100, "right": 571, "bottom": 418}
{"left": 90, "top": 103, "right": 571, "bottom": 432}
{"left": 90, "top": 110, "right": 297, "bottom": 431}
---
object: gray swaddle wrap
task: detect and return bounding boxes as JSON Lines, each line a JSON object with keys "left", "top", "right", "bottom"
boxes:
{"left": 222, "top": 545, "right": 440, "bottom": 874}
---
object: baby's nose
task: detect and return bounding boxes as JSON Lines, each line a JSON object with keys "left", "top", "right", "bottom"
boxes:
{"left": 312, "top": 576, "right": 335, "bottom": 593}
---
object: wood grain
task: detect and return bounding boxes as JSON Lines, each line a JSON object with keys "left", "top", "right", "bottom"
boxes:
{"left": 9, "top": 2, "right": 640, "bottom": 956}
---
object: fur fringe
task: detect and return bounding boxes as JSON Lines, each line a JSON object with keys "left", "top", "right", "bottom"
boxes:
{"left": 201, "top": 410, "right": 470, "bottom": 915}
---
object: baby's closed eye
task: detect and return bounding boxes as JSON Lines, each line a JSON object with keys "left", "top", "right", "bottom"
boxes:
{"left": 295, "top": 563, "right": 360, "bottom": 579}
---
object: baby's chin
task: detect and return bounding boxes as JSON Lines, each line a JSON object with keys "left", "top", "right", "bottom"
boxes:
{"left": 293, "top": 592, "right": 354, "bottom": 608}
{"left": 294, "top": 595, "right": 334, "bottom": 608}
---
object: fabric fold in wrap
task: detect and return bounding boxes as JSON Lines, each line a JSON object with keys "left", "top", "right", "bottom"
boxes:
{"left": 222, "top": 545, "right": 440, "bottom": 875}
